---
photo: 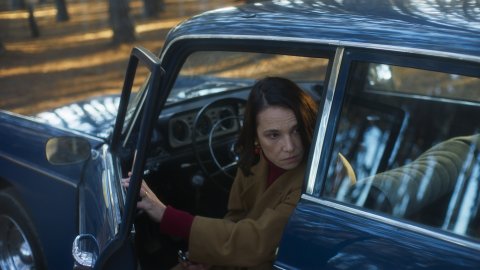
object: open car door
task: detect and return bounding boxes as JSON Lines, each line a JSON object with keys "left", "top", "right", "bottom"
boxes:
{"left": 72, "top": 46, "right": 165, "bottom": 270}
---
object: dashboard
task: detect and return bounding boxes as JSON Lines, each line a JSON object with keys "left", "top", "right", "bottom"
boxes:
{"left": 146, "top": 82, "right": 321, "bottom": 172}
{"left": 168, "top": 104, "right": 244, "bottom": 148}
{"left": 147, "top": 91, "right": 249, "bottom": 170}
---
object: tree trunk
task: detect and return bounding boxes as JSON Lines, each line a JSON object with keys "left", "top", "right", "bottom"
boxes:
{"left": 55, "top": 0, "right": 69, "bottom": 22}
{"left": 142, "top": 0, "right": 165, "bottom": 18}
{"left": 0, "top": 40, "right": 5, "bottom": 55}
{"left": 27, "top": 4, "right": 40, "bottom": 37}
{"left": 108, "top": 0, "right": 136, "bottom": 44}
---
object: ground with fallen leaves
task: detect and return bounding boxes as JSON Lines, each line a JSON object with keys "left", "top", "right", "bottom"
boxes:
{"left": 0, "top": 0, "right": 238, "bottom": 115}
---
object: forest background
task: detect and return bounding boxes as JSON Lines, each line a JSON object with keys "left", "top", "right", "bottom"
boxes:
{"left": 0, "top": 0, "right": 239, "bottom": 115}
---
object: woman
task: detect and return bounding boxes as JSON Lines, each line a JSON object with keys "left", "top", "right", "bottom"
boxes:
{"left": 124, "top": 77, "right": 318, "bottom": 269}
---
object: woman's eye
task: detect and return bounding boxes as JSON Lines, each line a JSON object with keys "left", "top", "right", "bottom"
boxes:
{"left": 268, "top": 133, "right": 279, "bottom": 139}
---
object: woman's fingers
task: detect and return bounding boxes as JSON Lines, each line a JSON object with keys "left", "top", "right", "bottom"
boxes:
{"left": 141, "top": 180, "right": 154, "bottom": 193}
{"left": 122, "top": 175, "right": 166, "bottom": 222}
{"left": 121, "top": 175, "right": 150, "bottom": 196}
{"left": 121, "top": 178, "right": 130, "bottom": 189}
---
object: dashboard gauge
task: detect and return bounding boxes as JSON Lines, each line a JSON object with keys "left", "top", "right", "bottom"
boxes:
{"left": 196, "top": 115, "right": 211, "bottom": 136}
{"left": 169, "top": 104, "right": 242, "bottom": 148}
{"left": 171, "top": 119, "right": 189, "bottom": 142}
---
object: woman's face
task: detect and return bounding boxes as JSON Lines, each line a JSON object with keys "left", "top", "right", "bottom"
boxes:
{"left": 256, "top": 106, "right": 304, "bottom": 170}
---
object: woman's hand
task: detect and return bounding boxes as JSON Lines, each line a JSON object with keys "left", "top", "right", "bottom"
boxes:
{"left": 122, "top": 174, "right": 166, "bottom": 223}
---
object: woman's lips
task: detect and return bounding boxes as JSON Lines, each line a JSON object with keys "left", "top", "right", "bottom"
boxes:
{"left": 282, "top": 155, "right": 299, "bottom": 163}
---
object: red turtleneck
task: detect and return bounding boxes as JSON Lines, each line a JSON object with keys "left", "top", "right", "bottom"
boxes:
{"left": 158, "top": 156, "right": 286, "bottom": 239}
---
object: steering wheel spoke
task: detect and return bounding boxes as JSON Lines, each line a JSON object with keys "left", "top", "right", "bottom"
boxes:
{"left": 191, "top": 98, "right": 246, "bottom": 180}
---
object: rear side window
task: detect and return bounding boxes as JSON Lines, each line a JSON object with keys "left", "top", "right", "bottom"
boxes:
{"left": 367, "top": 64, "right": 480, "bottom": 102}
{"left": 322, "top": 60, "right": 480, "bottom": 240}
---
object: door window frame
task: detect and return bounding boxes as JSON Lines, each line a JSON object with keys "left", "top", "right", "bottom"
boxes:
{"left": 308, "top": 47, "right": 480, "bottom": 197}
{"left": 303, "top": 46, "right": 480, "bottom": 250}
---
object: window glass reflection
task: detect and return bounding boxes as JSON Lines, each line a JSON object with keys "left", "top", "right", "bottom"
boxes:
{"left": 323, "top": 61, "right": 480, "bottom": 240}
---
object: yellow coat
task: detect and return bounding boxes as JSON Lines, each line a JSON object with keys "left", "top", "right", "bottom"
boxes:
{"left": 188, "top": 155, "right": 306, "bottom": 269}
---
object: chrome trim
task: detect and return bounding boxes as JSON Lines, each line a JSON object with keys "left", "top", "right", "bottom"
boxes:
{"left": 0, "top": 215, "right": 35, "bottom": 270}
{"left": 306, "top": 47, "right": 344, "bottom": 194}
{"left": 0, "top": 150, "right": 77, "bottom": 189}
{"left": 100, "top": 145, "right": 122, "bottom": 235}
{"left": 160, "top": 34, "right": 480, "bottom": 63}
{"left": 301, "top": 194, "right": 480, "bottom": 251}
{"left": 364, "top": 89, "right": 480, "bottom": 107}
{"left": 79, "top": 145, "right": 121, "bottom": 233}
{"left": 72, "top": 234, "right": 99, "bottom": 269}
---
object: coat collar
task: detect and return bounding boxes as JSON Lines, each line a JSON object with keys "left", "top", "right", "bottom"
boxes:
{"left": 253, "top": 154, "right": 306, "bottom": 195}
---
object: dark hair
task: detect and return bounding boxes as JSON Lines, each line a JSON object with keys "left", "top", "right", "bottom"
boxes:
{"left": 237, "top": 77, "right": 318, "bottom": 176}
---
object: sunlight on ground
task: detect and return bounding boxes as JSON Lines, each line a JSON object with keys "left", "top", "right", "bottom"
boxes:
{"left": 0, "top": 0, "right": 239, "bottom": 114}
{"left": 0, "top": 0, "right": 237, "bottom": 67}
{"left": 2, "top": 17, "right": 181, "bottom": 77}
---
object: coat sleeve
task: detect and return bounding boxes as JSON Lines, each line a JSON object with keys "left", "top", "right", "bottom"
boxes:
{"left": 187, "top": 187, "right": 302, "bottom": 267}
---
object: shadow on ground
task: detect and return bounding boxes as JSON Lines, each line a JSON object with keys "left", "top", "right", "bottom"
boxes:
{"left": 0, "top": 0, "right": 239, "bottom": 115}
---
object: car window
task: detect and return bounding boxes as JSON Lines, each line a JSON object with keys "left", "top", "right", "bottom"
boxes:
{"left": 167, "top": 51, "right": 329, "bottom": 104}
{"left": 122, "top": 78, "right": 148, "bottom": 134}
{"left": 367, "top": 64, "right": 480, "bottom": 102}
{"left": 118, "top": 66, "right": 152, "bottom": 163}
{"left": 322, "top": 60, "right": 480, "bottom": 240}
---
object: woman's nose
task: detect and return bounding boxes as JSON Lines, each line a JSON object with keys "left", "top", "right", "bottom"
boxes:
{"left": 282, "top": 136, "right": 295, "bottom": 152}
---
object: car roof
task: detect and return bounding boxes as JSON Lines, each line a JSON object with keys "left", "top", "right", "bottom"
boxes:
{"left": 165, "top": 0, "right": 480, "bottom": 61}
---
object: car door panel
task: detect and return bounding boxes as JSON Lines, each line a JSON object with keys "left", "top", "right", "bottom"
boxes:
{"left": 276, "top": 198, "right": 480, "bottom": 269}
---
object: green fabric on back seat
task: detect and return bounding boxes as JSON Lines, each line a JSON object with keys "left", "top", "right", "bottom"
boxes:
{"left": 347, "top": 134, "right": 480, "bottom": 217}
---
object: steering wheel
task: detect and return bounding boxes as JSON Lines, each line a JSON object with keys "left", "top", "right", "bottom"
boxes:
{"left": 191, "top": 97, "right": 245, "bottom": 179}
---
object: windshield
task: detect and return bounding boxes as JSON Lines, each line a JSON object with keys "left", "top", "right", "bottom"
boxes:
{"left": 167, "top": 51, "right": 329, "bottom": 104}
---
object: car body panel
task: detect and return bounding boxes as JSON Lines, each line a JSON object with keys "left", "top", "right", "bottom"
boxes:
{"left": 0, "top": 111, "right": 104, "bottom": 269}
{"left": 34, "top": 95, "right": 120, "bottom": 139}
{"left": 276, "top": 196, "right": 480, "bottom": 269}
{"left": 165, "top": 0, "right": 480, "bottom": 60}
{"left": 79, "top": 145, "right": 119, "bottom": 250}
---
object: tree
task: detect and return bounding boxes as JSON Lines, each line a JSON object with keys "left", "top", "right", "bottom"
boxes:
{"left": 54, "top": 0, "right": 69, "bottom": 22}
{"left": 0, "top": 39, "right": 5, "bottom": 55}
{"left": 27, "top": 3, "right": 40, "bottom": 37}
{"left": 108, "top": 0, "right": 136, "bottom": 44}
{"left": 142, "top": 0, "right": 165, "bottom": 18}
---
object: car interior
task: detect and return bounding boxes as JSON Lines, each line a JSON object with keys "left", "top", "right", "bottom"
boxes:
{"left": 133, "top": 82, "right": 324, "bottom": 268}
{"left": 107, "top": 45, "right": 331, "bottom": 268}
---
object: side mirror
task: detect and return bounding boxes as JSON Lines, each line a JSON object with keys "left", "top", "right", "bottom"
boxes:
{"left": 45, "top": 136, "right": 91, "bottom": 165}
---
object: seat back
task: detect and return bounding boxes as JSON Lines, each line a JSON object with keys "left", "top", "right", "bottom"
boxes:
{"left": 345, "top": 134, "right": 480, "bottom": 218}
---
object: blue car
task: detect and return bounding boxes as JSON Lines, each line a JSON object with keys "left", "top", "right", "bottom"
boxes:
{"left": 0, "top": 0, "right": 479, "bottom": 269}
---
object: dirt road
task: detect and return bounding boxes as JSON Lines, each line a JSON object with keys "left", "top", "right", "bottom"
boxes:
{"left": 0, "top": 0, "right": 239, "bottom": 115}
